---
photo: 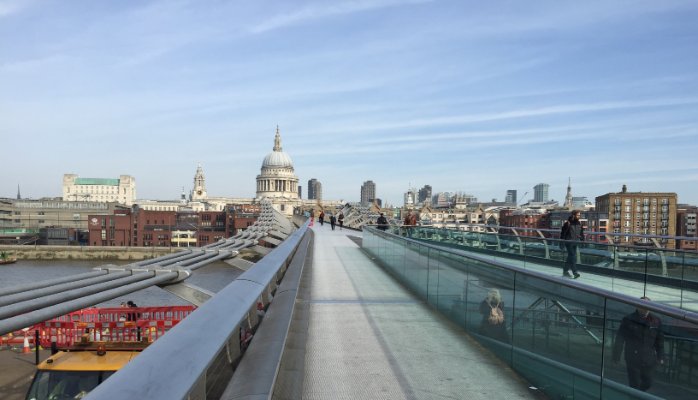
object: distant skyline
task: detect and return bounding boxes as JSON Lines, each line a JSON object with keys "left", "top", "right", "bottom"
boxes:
{"left": 2, "top": 1, "right": 697, "bottom": 206}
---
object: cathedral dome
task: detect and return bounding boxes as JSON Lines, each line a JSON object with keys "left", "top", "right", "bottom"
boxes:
{"left": 262, "top": 150, "right": 294, "bottom": 169}
{"left": 261, "top": 127, "right": 294, "bottom": 169}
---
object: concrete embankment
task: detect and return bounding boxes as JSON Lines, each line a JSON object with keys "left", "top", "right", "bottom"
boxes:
{"left": 0, "top": 245, "right": 183, "bottom": 261}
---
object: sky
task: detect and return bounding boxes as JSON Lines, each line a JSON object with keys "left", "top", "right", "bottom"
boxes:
{"left": 1, "top": 0, "right": 697, "bottom": 207}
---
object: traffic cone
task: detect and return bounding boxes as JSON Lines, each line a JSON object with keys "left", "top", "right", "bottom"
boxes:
{"left": 22, "top": 336, "right": 30, "bottom": 354}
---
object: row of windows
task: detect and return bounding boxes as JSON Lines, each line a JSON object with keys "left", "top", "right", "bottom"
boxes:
{"left": 614, "top": 198, "right": 670, "bottom": 205}
{"left": 613, "top": 228, "right": 670, "bottom": 235}
{"left": 68, "top": 186, "right": 129, "bottom": 195}
{"left": 613, "top": 213, "right": 670, "bottom": 220}
{"left": 15, "top": 202, "right": 109, "bottom": 210}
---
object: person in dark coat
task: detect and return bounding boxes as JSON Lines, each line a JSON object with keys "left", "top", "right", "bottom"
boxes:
{"left": 560, "top": 210, "right": 584, "bottom": 278}
{"left": 613, "top": 297, "right": 664, "bottom": 391}
{"left": 479, "top": 289, "right": 509, "bottom": 343}
{"left": 329, "top": 214, "right": 336, "bottom": 230}
{"left": 338, "top": 213, "right": 344, "bottom": 230}
{"left": 376, "top": 213, "right": 389, "bottom": 231}
{"left": 318, "top": 211, "right": 325, "bottom": 226}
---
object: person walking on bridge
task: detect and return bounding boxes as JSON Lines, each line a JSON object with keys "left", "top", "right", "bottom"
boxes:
{"left": 560, "top": 210, "right": 584, "bottom": 279}
{"left": 377, "top": 213, "right": 388, "bottom": 231}
{"left": 403, "top": 210, "right": 417, "bottom": 237}
{"left": 329, "top": 214, "right": 336, "bottom": 231}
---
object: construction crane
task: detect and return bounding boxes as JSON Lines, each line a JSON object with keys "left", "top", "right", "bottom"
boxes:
{"left": 517, "top": 191, "right": 529, "bottom": 206}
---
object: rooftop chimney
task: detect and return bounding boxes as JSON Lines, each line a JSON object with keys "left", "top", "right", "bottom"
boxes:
{"left": 622, "top": 184, "right": 627, "bottom": 193}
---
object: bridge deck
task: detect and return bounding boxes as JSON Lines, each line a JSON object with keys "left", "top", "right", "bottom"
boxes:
{"left": 297, "top": 225, "right": 539, "bottom": 399}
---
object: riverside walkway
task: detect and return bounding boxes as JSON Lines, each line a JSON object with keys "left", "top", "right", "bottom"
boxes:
{"left": 286, "top": 224, "right": 539, "bottom": 400}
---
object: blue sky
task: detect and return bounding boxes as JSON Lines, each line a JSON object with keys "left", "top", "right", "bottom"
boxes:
{"left": 1, "top": 0, "right": 697, "bottom": 206}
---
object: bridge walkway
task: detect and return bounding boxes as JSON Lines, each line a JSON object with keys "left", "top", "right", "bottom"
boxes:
{"left": 289, "top": 225, "right": 539, "bottom": 400}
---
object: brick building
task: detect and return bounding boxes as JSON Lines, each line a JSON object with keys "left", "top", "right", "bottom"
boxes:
{"left": 498, "top": 209, "right": 548, "bottom": 237}
{"left": 88, "top": 204, "right": 260, "bottom": 247}
{"left": 595, "top": 185, "right": 677, "bottom": 249}
{"left": 676, "top": 204, "right": 698, "bottom": 251}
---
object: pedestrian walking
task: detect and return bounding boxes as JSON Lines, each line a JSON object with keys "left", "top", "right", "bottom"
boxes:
{"left": 338, "top": 212, "right": 344, "bottom": 230}
{"left": 329, "top": 214, "right": 336, "bottom": 230}
{"left": 560, "top": 210, "right": 584, "bottom": 278}
{"left": 319, "top": 211, "right": 325, "bottom": 226}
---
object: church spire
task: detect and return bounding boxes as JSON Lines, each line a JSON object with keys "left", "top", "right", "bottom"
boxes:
{"left": 564, "top": 177, "right": 574, "bottom": 209}
{"left": 273, "top": 125, "right": 282, "bottom": 152}
{"left": 16, "top": 184, "right": 21, "bottom": 200}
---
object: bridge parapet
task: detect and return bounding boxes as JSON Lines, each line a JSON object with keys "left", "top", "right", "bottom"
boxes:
{"left": 87, "top": 218, "right": 311, "bottom": 399}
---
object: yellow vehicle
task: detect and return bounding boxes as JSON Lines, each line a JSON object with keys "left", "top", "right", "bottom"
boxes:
{"left": 25, "top": 339, "right": 148, "bottom": 400}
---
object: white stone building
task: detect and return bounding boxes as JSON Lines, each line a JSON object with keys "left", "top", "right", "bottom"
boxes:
{"left": 63, "top": 174, "right": 136, "bottom": 206}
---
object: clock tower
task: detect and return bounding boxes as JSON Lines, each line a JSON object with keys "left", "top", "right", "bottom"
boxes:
{"left": 192, "top": 163, "right": 207, "bottom": 201}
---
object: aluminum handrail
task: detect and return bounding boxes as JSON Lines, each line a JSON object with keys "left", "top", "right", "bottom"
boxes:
{"left": 415, "top": 222, "right": 698, "bottom": 241}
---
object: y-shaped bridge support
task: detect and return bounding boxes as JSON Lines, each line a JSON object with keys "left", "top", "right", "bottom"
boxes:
{"left": 516, "top": 297, "right": 602, "bottom": 344}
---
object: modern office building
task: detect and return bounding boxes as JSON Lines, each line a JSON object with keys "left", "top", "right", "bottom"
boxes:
{"left": 432, "top": 192, "right": 452, "bottom": 208}
{"left": 307, "top": 178, "right": 322, "bottom": 201}
{"left": 505, "top": 190, "right": 517, "bottom": 205}
{"left": 418, "top": 185, "right": 432, "bottom": 205}
{"left": 595, "top": 185, "right": 677, "bottom": 248}
{"left": 360, "top": 180, "right": 376, "bottom": 205}
{"left": 533, "top": 183, "right": 549, "bottom": 203}
{"left": 572, "top": 196, "right": 593, "bottom": 210}
{"left": 63, "top": 174, "right": 136, "bottom": 206}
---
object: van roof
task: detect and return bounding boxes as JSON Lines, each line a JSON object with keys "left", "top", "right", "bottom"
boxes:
{"left": 37, "top": 350, "right": 141, "bottom": 372}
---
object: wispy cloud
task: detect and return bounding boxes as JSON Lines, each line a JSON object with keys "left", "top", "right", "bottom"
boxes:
{"left": 249, "top": 0, "right": 432, "bottom": 33}
{"left": 0, "top": 0, "right": 27, "bottom": 18}
{"left": 330, "top": 98, "right": 698, "bottom": 133}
